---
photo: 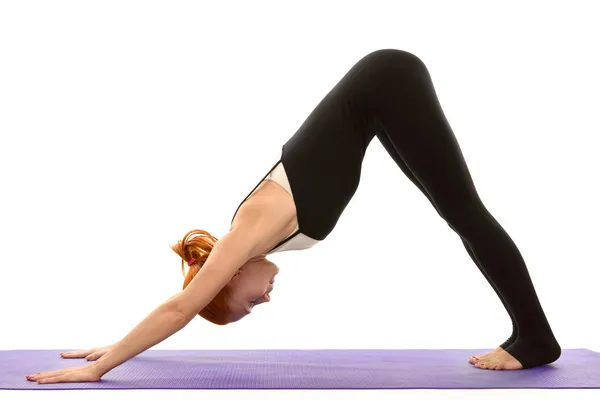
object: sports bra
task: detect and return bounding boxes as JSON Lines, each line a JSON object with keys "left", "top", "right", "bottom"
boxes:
{"left": 230, "top": 158, "right": 321, "bottom": 254}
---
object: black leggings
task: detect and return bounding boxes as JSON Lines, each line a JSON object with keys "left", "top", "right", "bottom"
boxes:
{"left": 326, "top": 49, "right": 560, "bottom": 369}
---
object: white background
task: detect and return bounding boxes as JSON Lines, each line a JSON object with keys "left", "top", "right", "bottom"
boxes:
{"left": 1, "top": 1, "right": 598, "bottom": 399}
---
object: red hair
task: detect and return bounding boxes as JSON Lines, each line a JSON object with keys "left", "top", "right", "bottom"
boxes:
{"left": 169, "top": 229, "right": 234, "bottom": 325}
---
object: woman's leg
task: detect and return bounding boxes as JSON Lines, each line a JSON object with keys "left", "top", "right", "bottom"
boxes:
{"left": 376, "top": 131, "right": 518, "bottom": 352}
{"left": 365, "top": 49, "right": 560, "bottom": 369}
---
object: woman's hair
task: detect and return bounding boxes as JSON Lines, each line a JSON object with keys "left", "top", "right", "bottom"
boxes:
{"left": 169, "top": 229, "right": 234, "bottom": 325}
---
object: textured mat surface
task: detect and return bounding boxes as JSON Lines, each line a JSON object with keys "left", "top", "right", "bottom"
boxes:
{"left": 1, "top": 349, "right": 599, "bottom": 390}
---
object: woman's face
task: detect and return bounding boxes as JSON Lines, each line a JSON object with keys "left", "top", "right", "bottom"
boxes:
{"left": 226, "top": 256, "right": 279, "bottom": 323}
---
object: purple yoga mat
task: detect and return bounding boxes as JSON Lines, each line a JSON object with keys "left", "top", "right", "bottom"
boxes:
{"left": 1, "top": 349, "right": 599, "bottom": 390}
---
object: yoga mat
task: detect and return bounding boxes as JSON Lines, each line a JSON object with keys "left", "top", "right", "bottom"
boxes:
{"left": 1, "top": 349, "right": 599, "bottom": 390}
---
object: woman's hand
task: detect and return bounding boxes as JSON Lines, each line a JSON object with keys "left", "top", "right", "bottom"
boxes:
{"left": 26, "top": 364, "right": 102, "bottom": 384}
{"left": 60, "top": 345, "right": 113, "bottom": 361}
{"left": 25, "top": 346, "right": 113, "bottom": 383}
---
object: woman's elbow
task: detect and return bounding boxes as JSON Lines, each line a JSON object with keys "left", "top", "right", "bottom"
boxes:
{"left": 164, "top": 293, "right": 195, "bottom": 321}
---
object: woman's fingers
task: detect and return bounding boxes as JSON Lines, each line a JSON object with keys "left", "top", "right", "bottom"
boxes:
{"left": 27, "top": 372, "right": 59, "bottom": 381}
{"left": 87, "top": 346, "right": 111, "bottom": 361}
{"left": 85, "top": 351, "right": 103, "bottom": 361}
{"left": 37, "top": 373, "right": 77, "bottom": 384}
{"left": 27, "top": 367, "right": 78, "bottom": 380}
{"left": 36, "top": 376, "right": 64, "bottom": 384}
{"left": 27, "top": 365, "right": 101, "bottom": 384}
{"left": 61, "top": 346, "right": 111, "bottom": 359}
{"left": 61, "top": 350, "right": 92, "bottom": 358}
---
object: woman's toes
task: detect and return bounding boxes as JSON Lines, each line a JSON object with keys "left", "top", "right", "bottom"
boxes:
{"left": 476, "top": 360, "right": 491, "bottom": 369}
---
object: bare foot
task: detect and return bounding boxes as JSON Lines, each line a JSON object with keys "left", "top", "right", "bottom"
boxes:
{"left": 468, "top": 347, "right": 503, "bottom": 365}
{"left": 473, "top": 349, "right": 523, "bottom": 370}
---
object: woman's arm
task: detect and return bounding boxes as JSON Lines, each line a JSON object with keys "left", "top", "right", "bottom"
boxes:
{"left": 91, "top": 301, "right": 188, "bottom": 376}
{"left": 90, "top": 228, "right": 257, "bottom": 377}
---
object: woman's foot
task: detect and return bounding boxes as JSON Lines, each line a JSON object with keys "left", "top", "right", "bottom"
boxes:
{"left": 472, "top": 348, "right": 523, "bottom": 370}
{"left": 468, "top": 347, "right": 503, "bottom": 365}
{"left": 468, "top": 333, "right": 518, "bottom": 365}
{"left": 469, "top": 337, "right": 561, "bottom": 370}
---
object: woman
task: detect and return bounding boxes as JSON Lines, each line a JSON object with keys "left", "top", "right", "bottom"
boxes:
{"left": 26, "top": 49, "right": 561, "bottom": 384}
